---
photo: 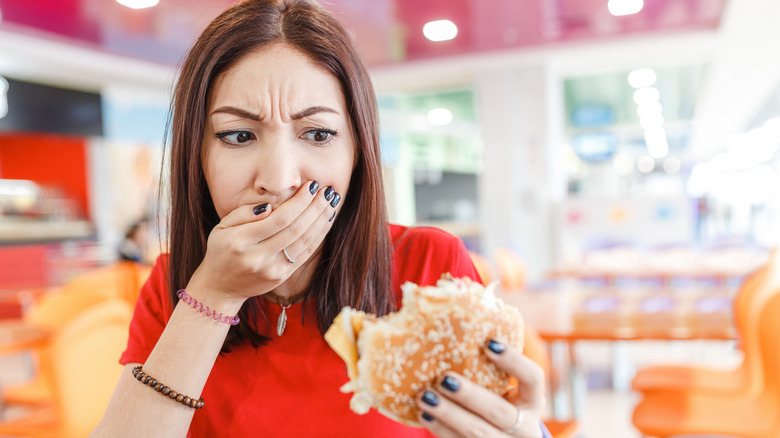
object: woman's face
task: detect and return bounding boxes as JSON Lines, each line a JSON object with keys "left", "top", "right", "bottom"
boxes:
{"left": 202, "top": 43, "right": 356, "bottom": 219}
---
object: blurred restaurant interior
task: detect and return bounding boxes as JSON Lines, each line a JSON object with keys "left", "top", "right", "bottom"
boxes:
{"left": 1, "top": 0, "right": 779, "bottom": 436}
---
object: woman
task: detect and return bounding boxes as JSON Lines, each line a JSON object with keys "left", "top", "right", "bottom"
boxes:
{"left": 93, "top": 0, "right": 548, "bottom": 437}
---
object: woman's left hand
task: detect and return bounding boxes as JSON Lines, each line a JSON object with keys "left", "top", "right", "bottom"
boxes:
{"left": 416, "top": 339, "right": 546, "bottom": 438}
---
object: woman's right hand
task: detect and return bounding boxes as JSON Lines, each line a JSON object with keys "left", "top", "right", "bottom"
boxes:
{"left": 186, "top": 180, "right": 339, "bottom": 306}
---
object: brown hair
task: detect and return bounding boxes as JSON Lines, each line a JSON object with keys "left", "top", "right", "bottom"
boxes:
{"left": 166, "top": 0, "right": 393, "bottom": 349}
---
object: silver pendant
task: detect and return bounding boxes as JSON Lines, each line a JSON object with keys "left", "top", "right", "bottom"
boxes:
{"left": 277, "top": 304, "right": 290, "bottom": 336}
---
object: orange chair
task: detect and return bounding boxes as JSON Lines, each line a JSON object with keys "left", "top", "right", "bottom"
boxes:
{"left": 2, "top": 261, "right": 149, "bottom": 407}
{"left": 60, "top": 260, "right": 151, "bottom": 305}
{"left": 2, "top": 286, "right": 112, "bottom": 407}
{"left": 632, "top": 287, "right": 780, "bottom": 437}
{"left": 494, "top": 248, "right": 528, "bottom": 292}
{"left": 522, "top": 325, "right": 579, "bottom": 438}
{"left": 0, "top": 299, "right": 133, "bottom": 438}
{"left": 631, "top": 248, "right": 779, "bottom": 396}
{"left": 469, "top": 251, "right": 494, "bottom": 284}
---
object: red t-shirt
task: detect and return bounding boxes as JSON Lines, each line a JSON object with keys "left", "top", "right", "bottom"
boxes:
{"left": 121, "top": 224, "right": 480, "bottom": 437}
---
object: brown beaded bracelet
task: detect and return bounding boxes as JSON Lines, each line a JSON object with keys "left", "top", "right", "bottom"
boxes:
{"left": 132, "top": 365, "right": 205, "bottom": 409}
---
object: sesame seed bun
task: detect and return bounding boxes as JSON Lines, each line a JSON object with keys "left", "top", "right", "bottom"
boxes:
{"left": 325, "top": 274, "right": 525, "bottom": 426}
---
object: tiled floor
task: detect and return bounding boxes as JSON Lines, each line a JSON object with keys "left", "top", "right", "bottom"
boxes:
{"left": 580, "top": 389, "right": 641, "bottom": 437}
{"left": 1, "top": 340, "right": 742, "bottom": 437}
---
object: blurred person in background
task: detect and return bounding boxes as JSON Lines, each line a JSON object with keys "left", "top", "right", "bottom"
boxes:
{"left": 92, "top": 1, "right": 548, "bottom": 437}
{"left": 117, "top": 216, "right": 151, "bottom": 265}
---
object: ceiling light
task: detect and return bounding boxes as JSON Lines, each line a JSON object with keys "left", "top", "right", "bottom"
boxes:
{"left": 608, "top": 0, "right": 644, "bottom": 16}
{"left": 633, "top": 87, "right": 660, "bottom": 105}
{"left": 663, "top": 157, "right": 681, "bottom": 174}
{"left": 423, "top": 20, "right": 458, "bottom": 42}
{"left": 711, "top": 152, "right": 754, "bottom": 171}
{"left": 725, "top": 129, "right": 779, "bottom": 164}
{"left": 745, "top": 129, "right": 778, "bottom": 163}
{"left": 613, "top": 151, "right": 635, "bottom": 176}
{"left": 644, "top": 128, "right": 669, "bottom": 159}
{"left": 687, "top": 162, "right": 715, "bottom": 197}
{"left": 637, "top": 101, "right": 663, "bottom": 119}
{"left": 639, "top": 114, "right": 665, "bottom": 130}
{"left": 427, "top": 108, "right": 453, "bottom": 126}
{"left": 628, "top": 68, "right": 656, "bottom": 88}
{"left": 116, "top": 0, "right": 159, "bottom": 9}
{"left": 739, "top": 165, "right": 775, "bottom": 204}
{"left": 637, "top": 155, "right": 655, "bottom": 173}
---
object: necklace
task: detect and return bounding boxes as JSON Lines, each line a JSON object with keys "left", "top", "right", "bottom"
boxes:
{"left": 277, "top": 303, "right": 291, "bottom": 336}
{"left": 266, "top": 292, "right": 306, "bottom": 336}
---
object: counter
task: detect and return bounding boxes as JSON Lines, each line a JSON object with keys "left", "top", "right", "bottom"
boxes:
{"left": 0, "top": 218, "right": 93, "bottom": 244}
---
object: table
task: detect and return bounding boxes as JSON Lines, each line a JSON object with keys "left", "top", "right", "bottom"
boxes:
{"left": 548, "top": 248, "right": 766, "bottom": 287}
{"left": 549, "top": 266, "right": 752, "bottom": 288}
{"left": 503, "top": 289, "right": 737, "bottom": 421}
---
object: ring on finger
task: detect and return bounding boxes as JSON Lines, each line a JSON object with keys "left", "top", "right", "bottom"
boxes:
{"left": 282, "top": 248, "right": 295, "bottom": 264}
{"left": 504, "top": 407, "right": 524, "bottom": 434}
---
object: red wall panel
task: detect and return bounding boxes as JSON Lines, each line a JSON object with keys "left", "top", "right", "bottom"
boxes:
{"left": 0, "top": 133, "right": 90, "bottom": 219}
{"left": 0, "top": 244, "right": 49, "bottom": 291}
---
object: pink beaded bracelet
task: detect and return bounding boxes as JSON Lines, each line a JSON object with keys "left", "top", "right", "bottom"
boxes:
{"left": 177, "top": 289, "right": 240, "bottom": 326}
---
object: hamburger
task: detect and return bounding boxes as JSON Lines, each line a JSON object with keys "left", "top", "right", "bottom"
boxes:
{"left": 324, "top": 273, "right": 525, "bottom": 426}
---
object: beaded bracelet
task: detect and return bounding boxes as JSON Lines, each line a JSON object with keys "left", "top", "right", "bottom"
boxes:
{"left": 177, "top": 289, "right": 240, "bottom": 326}
{"left": 132, "top": 365, "right": 205, "bottom": 409}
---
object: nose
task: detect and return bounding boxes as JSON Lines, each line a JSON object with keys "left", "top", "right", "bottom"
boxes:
{"left": 252, "top": 135, "right": 303, "bottom": 198}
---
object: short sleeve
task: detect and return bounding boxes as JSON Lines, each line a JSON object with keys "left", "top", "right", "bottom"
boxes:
{"left": 391, "top": 225, "right": 481, "bottom": 295}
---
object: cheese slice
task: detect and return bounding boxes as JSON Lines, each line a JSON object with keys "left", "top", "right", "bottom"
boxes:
{"left": 324, "top": 307, "right": 369, "bottom": 379}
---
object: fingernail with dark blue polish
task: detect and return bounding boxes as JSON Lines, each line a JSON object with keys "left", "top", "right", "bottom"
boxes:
{"left": 421, "top": 391, "right": 439, "bottom": 407}
{"left": 253, "top": 203, "right": 269, "bottom": 216}
{"left": 330, "top": 193, "right": 341, "bottom": 208}
{"left": 441, "top": 376, "right": 460, "bottom": 392}
{"left": 422, "top": 412, "right": 435, "bottom": 422}
{"left": 324, "top": 186, "right": 335, "bottom": 201}
{"left": 488, "top": 339, "right": 506, "bottom": 354}
{"left": 329, "top": 211, "right": 336, "bottom": 222}
{"left": 309, "top": 181, "right": 319, "bottom": 195}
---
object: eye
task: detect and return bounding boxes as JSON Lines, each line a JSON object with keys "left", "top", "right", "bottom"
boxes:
{"left": 302, "top": 128, "right": 337, "bottom": 145}
{"left": 216, "top": 130, "right": 255, "bottom": 146}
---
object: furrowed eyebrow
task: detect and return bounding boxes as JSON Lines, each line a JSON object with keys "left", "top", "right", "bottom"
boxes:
{"left": 210, "top": 105, "right": 339, "bottom": 121}
{"left": 211, "top": 106, "right": 260, "bottom": 121}
{"left": 290, "top": 106, "right": 340, "bottom": 120}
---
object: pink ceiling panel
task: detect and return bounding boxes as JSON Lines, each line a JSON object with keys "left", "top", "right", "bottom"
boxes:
{"left": 0, "top": 0, "right": 728, "bottom": 67}
{"left": 395, "top": 0, "right": 473, "bottom": 60}
{"left": 554, "top": 0, "right": 725, "bottom": 40}
{"left": 0, "top": 0, "right": 100, "bottom": 42}
{"left": 469, "top": 0, "right": 548, "bottom": 50}
{"left": 328, "top": 0, "right": 396, "bottom": 65}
